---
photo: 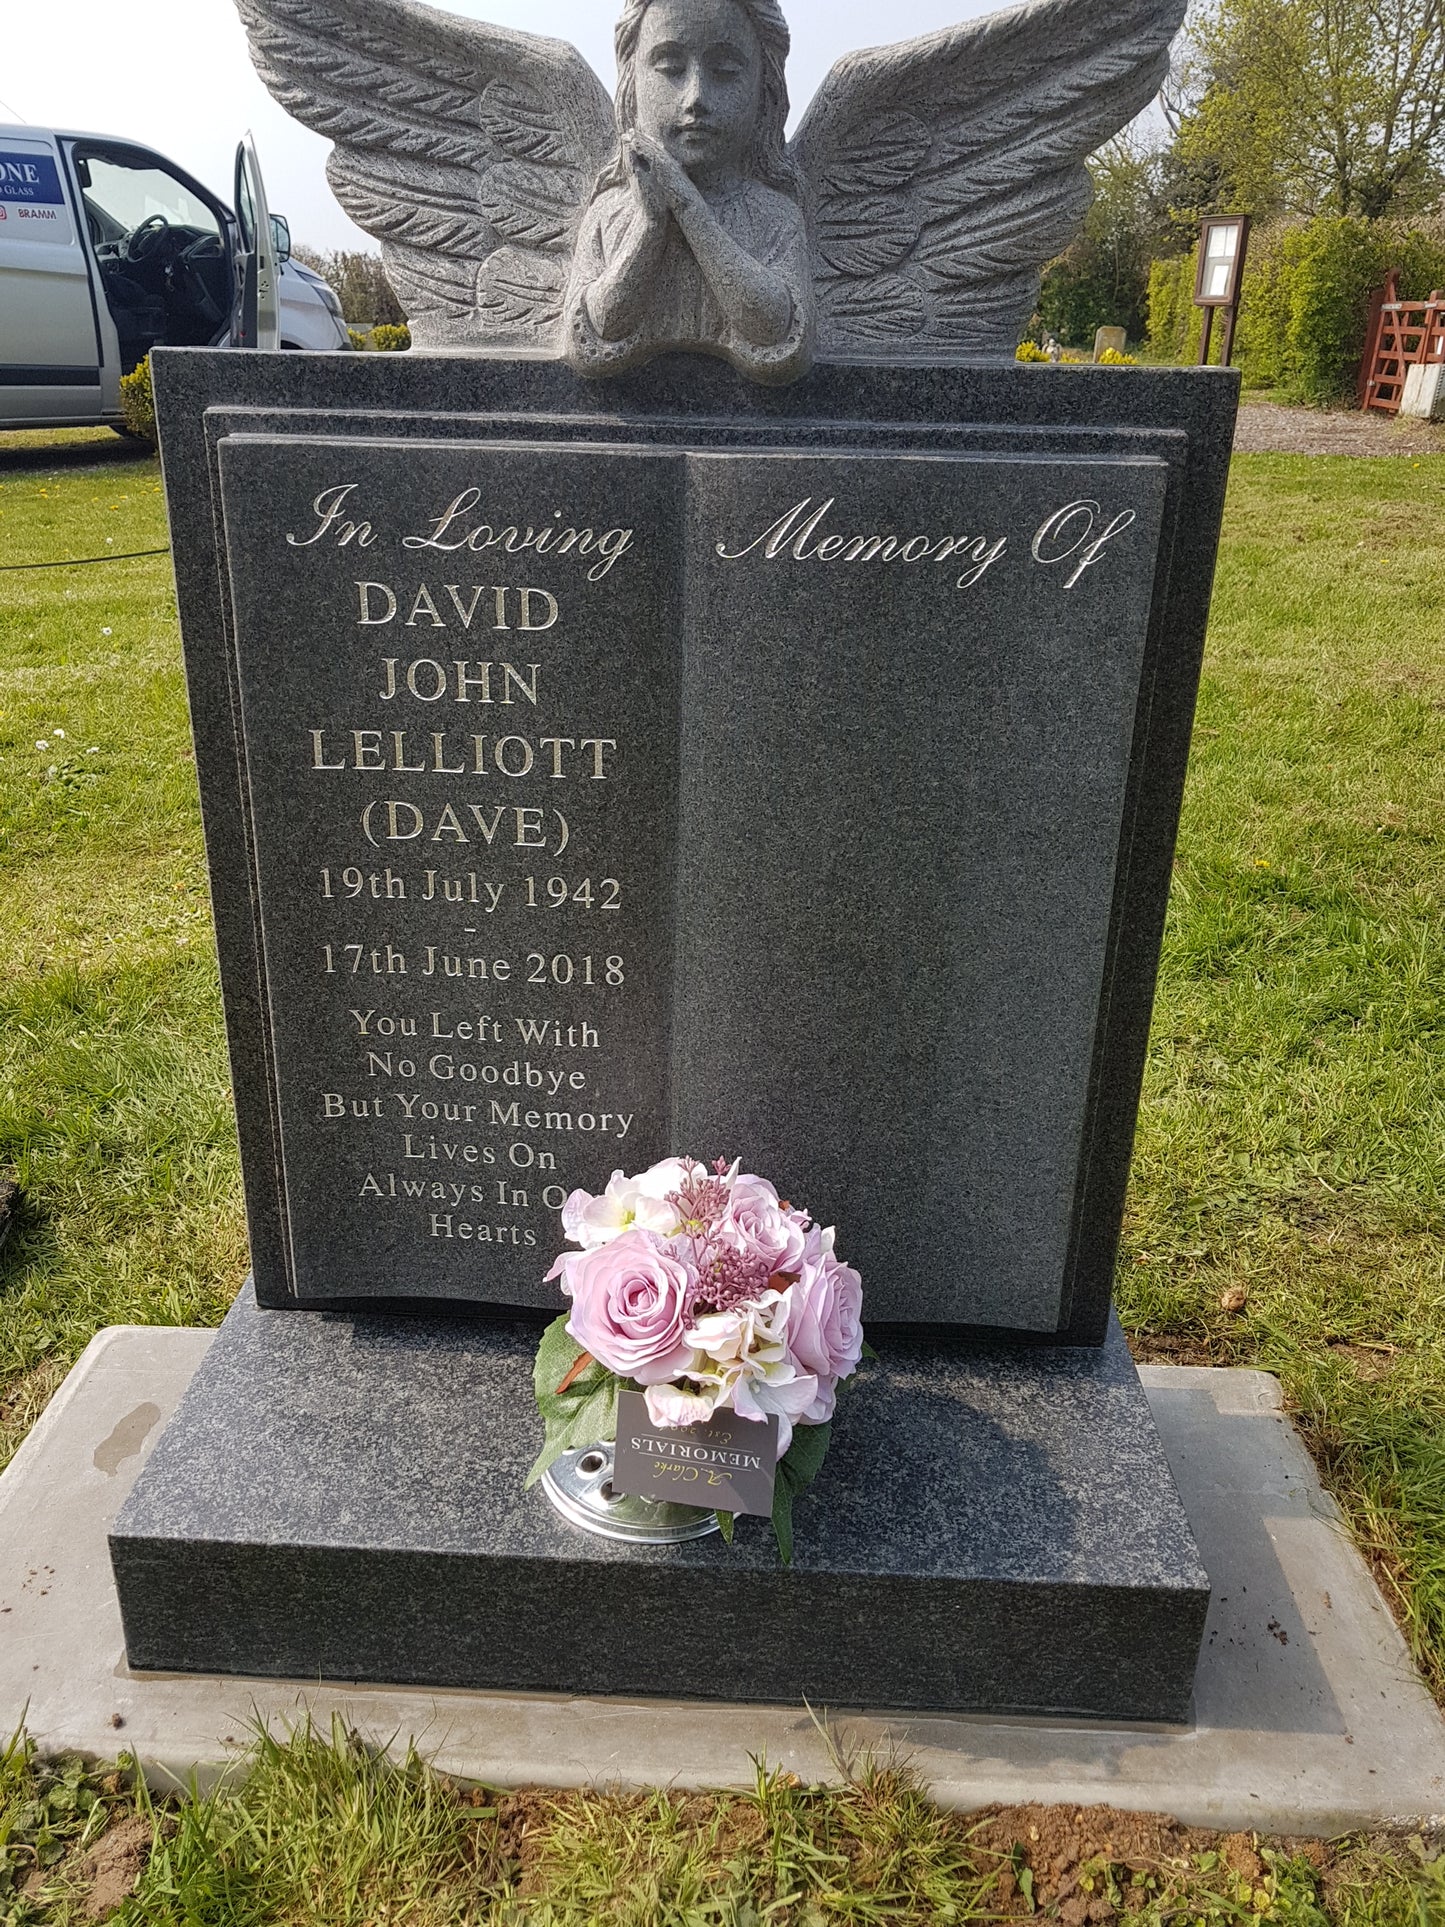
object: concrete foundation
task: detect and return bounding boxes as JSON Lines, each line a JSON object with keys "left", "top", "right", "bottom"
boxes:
{"left": 3, "top": 1324, "right": 1444, "bottom": 1833}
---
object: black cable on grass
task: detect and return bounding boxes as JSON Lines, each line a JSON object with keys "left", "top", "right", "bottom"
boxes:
{"left": 0, "top": 548, "right": 170, "bottom": 573}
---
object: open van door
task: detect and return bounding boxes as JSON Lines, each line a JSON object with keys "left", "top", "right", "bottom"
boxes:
{"left": 232, "top": 134, "right": 280, "bottom": 351}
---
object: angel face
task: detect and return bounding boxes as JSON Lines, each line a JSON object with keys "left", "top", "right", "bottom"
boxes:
{"left": 633, "top": 0, "right": 764, "bottom": 184}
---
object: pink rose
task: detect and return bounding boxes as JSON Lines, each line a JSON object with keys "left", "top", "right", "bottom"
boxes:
{"left": 786, "top": 1251, "right": 864, "bottom": 1423}
{"left": 556, "top": 1229, "right": 698, "bottom": 1385}
{"left": 722, "top": 1174, "right": 808, "bottom": 1276}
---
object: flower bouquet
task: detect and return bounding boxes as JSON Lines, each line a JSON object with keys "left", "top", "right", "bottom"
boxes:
{"left": 527, "top": 1156, "right": 865, "bottom": 1561}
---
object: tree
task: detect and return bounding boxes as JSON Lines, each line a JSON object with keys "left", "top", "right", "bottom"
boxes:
{"left": 1037, "top": 138, "right": 1175, "bottom": 345}
{"left": 292, "top": 247, "right": 407, "bottom": 327}
{"left": 1169, "top": 0, "right": 1445, "bottom": 220}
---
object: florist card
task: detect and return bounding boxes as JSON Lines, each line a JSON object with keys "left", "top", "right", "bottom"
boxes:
{"left": 612, "top": 1389, "right": 779, "bottom": 1517}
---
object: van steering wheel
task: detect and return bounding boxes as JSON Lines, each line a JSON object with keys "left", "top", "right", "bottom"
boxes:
{"left": 124, "top": 214, "right": 172, "bottom": 264}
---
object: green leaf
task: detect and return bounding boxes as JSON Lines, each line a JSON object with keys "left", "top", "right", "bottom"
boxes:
{"left": 769, "top": 1421, "right": 832, "bottom": 1566}
{"left": 525, "top": 1316, "right": 621, "bottom": 1487}
{"left": 568, "top": 1372, "right": 619, "bottom": 1447}
{"left": 716, "top": 1508, "right": 735, "bottom": 1544}
{"left": 772, "top": 1485, "right": 795, "bottom": 1565}
{"left": 781, "top": 1419, "right": 832, "bottom": 1487}
{"left": 532, "top": 1314, "right": 586, "bottom": 1415}
{"left": 526, "top": 1374, "right": 619, "bottom": 1488}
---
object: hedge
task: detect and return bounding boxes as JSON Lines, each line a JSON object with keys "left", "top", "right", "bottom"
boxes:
{"left": 1145, "top": 215, "right": 1445, "bottom": 404}
{"left": 117, "top": 355, "right": 157, "bottom": 444}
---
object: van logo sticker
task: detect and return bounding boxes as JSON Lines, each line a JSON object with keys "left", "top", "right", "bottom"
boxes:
{"left": 0, "top": 152, "right": 65, "bottom": 206}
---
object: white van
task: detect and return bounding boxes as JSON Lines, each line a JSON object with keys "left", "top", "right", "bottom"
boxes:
{"left": 0, "top": 128, "right": 352, "bottom": 431}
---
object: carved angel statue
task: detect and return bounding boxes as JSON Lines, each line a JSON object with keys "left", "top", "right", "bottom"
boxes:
{"left": 237, "top": 0, "right": 1184, "bottom": 384}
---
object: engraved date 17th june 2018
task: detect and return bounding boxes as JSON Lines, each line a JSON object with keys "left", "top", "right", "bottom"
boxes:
{"left": 320, "top": 945, "right": 626, "bottom": 985}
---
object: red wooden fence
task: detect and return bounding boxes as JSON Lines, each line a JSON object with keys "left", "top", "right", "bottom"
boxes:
{"left": 1359, "top": 273, "right": 1445, "bottom": 413}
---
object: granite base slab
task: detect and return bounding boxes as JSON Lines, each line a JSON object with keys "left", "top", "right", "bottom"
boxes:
{"left": 108, "top": 1288, "right": 1208, "bottom": 1723}
{"left": 10, "top": 1326, "right": 1445, "bottom": 1830}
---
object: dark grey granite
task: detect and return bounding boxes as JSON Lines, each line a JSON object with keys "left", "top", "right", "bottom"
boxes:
{"left": 216, "top": 434, "right": 683, "bottom": 1308}
{"left": 111, "top": 1284, "right": 1210, "bottom": 1722}
{"left": 675, "top": 449, "right": 1169, "bottom": 1330}
{"left": 154, "top": 349, "right": 1238, "bottom": 1339}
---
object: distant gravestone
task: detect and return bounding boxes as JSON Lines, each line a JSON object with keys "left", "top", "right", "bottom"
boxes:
{"left": 1094, "top": 325, "right": 1130, "bottom": 359}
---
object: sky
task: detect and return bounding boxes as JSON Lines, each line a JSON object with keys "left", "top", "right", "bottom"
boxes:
{"left": 3, "top": 0, "right": 1001, "bottom": 253}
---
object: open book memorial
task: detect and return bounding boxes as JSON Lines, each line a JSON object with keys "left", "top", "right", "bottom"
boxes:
{"left": 109, "top": 0, "right": 1236, "bottom": 1723}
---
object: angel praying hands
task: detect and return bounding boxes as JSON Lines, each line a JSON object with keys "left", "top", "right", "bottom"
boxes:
{"left": 237, "top": 0, "right": 1186, "bottom": 384}
{"left": 565, "top": 0, "right": 812, "bottom": 380}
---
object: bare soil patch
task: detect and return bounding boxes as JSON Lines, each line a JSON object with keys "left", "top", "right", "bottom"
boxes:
{"left": 1234, "top": 402, "right": 1445, "bottom": 455}
{"left": 73, "top": 1812, "right": 155, "bottom": 1918}
{"left": 1127, "top": 1330, "right": 1230, "bottom": 1367}
{"left": 969, "top": 1803, "right": 1330, "bottom": 1918}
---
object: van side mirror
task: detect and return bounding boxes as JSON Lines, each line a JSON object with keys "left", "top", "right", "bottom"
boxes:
{"left": 270, "top": 213, "right": 291, "bottom": 263}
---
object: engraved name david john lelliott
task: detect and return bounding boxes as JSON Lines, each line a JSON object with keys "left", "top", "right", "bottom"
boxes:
{"left": 235, "top": 0, "right": 1185, "bottom": 381}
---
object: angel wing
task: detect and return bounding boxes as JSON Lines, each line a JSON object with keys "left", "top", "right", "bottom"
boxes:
{"left": 790, "top": 0, "right": 1185, "bottom": 356}
{"left": 235, "top": 0, "right": 615, "bottom": 349}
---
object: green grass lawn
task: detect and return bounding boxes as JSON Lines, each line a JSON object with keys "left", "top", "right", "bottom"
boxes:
{"left": 2, "top": 431, "right": 1445, "bottom": 1922}
{"left": 1119, "top": 454, "right": 1445, "bottom": 1698}
{"left": 0, "top": 435, "right": 241, "bottom": 1465}
{"left": 3, "top": 1718, "right": 1443, "bottom": 1925}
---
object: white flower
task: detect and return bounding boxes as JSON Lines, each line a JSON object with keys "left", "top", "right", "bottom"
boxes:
{"left": 52, "top": 728, "right": 65, "bottom": 738}
{"left": 644, "top": 1382, "right": 719, "bottom": 1429}
{"left": 35, "top": 740, "right": 48, "bottom": 750}
{"left": 633, "top": 1156, "right": 696, "bottom": 1203}
{"left": 560, "top": 1157, "right": 693, "bottom": 1248}
{"left": 800, "top": 1221, "right": 836, "bottom": 1266}
{"left": 685, "top": 1291, "right": 817, "bottom": 1454}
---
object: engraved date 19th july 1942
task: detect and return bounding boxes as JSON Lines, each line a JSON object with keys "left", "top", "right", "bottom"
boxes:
{"left": 317, "top": 868, "right": 621, "bottom": 911}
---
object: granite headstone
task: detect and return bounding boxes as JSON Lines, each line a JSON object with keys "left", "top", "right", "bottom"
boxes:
{"left": 112, "top": 1281, "right": 1210, "bottom": 1721}
{"left": 109, "top": 0, "right": 1236, "bottom": 1724}
{"left": 133, "top": 341, "right": 1243, "bottom": 1347}
{"left": 104, "top": 350, "right": 1235, "bottom": 1719}
{"left": 207, "top": 415, "right": 1179, "bottom": 1333}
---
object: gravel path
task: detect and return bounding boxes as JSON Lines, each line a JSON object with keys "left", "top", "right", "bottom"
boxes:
{"left": 1235, "top": 400, "right": 1445, "bottom": 454}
